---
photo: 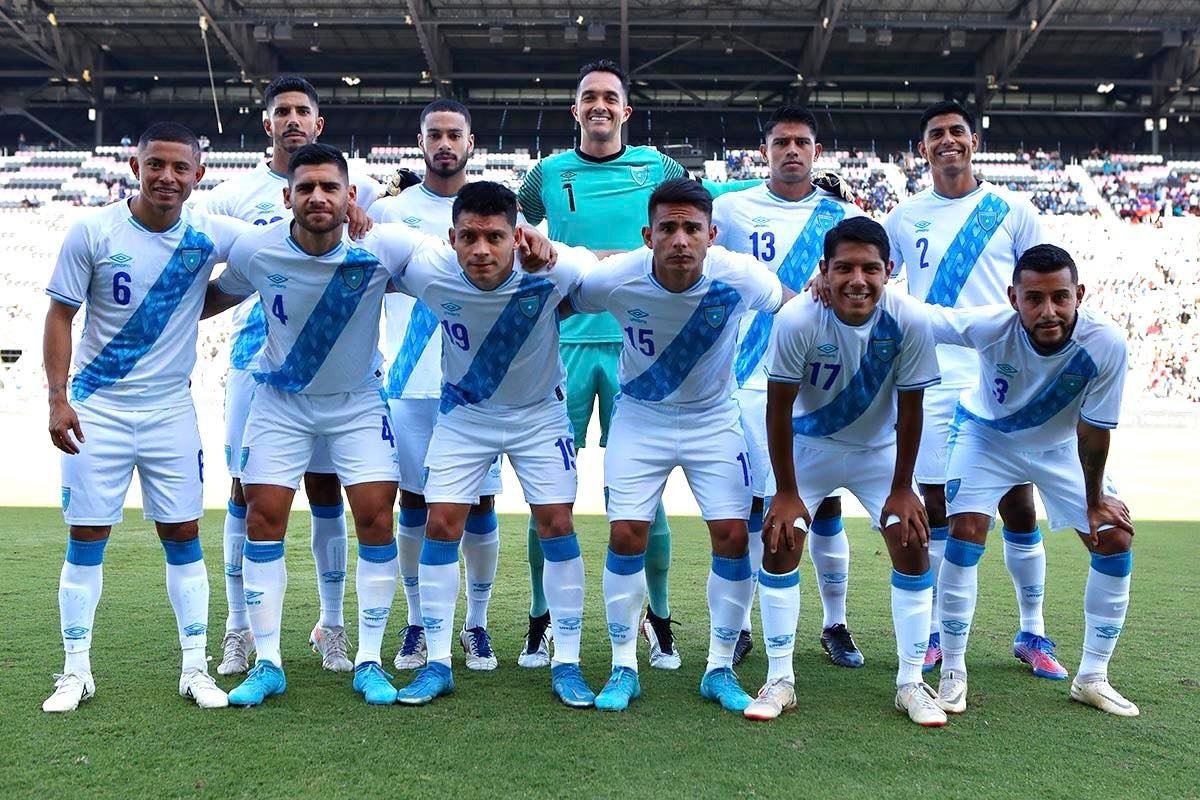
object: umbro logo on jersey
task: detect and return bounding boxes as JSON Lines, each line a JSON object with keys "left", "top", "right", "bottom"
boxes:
{"left": 628, "top": 308, "right": 649, "bottom": 320}
{"left": 996, "top": 362, "right": 1018, "bottom": 376}
{"left": 441, "top": 301, "right": 462, "bottom": 316}
{"left": 402, "top": 215, "right": 422, "bottom": 228}
{"left": 817, "top": 343, "right": 838, "bottom": 356}
{"left": 630, "top": 165, "right": 650, "bottom": 186}
{"left": 751, "top": 216, "right": 770, "bottom": 228}
{"left": 561, "top": 171, "right": 577, "bottom": 183}
{"left": 183, "top": 623, "right": 208, "bottom": 637}
{"left": 267, "top": 273, "right": 289, "bottom": 287}
{"left": 914, "top": 220, "right": 932, "bottom": 232}
{"left": 254, "top": 201, "right": 275, "bottom": 212}
{"left": 110, "top": 252, "right": 132, "bottom": 265}
{"left": 181, "top": 248, "right": 204, "bottom": 272}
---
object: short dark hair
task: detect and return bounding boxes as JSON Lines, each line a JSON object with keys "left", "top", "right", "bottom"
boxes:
{"left": 763, "top": 106, "right": 819, "bottom": 142}
{"left": 452, "top": 181, "right": 518, "bottom": 227}
{"left": 420, "top": 98, "right": 472, "bottom": 130}
{"left": 577, "top": 59, "right": 629, "bottom": 100}
{"left": 919, "top": 100, "right": 974, "bottom": 138}
{"left": 264, "top": 75, "right": 320, "bottom": 110}
{"left": 647, "top": 177, "right": 713, "bottom": 222}
{"left": 823, "top": 216, "right": 891, "bottom": 264}
{"left": 286, "top": 143, "right": 347, "bottom": 183}
{"left": 1014, "top": 243, "right": 1078, "bottom": 285}
{"left": 137, "top": 122, "right": 201, "bottom": 161}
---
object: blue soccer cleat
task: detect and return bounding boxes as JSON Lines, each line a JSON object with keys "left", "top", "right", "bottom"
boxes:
{"left": 228, "top": 660, "right": 287, "bottom": 707}
{"left": 700, "top": 667, "right": 753, "bottom": 713}
{"left": 1013, "top": 632, "right": 1069, "bottom": 680}
{"left": 551, "top": 664, "right": 596, "bottom": 708}
{"left": 923, "top": 631, "right": 943, "bottom": 674}
{"left": 353, "top": 662, "right": 398, "bottom": 705}
{"left": 395, "top": 662, "right": 454, "bottom": 706}
{"left": 594, "top": 667, "right": 641, "bottom": 711}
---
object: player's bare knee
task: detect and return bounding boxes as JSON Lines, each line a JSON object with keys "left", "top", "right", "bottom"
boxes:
{"left": 609, "top": 521, "right": 649, "bottom": 555}
{"left": 708, "top": 519, "right": 748, "bottom": 558}
{"left": 352, "top": 505, "right": 394, "bottom": 544}
{"left": 1090, "top": 528, "right": 1133, "bottom": 556}
{"left": 425, "top": 509, "right": 464, "bottom": 542}
{"left": 533, "top": 506, "right": 573, "bottom": 539}
{"left": 814, "top": 496, "right": 842, "bottom": 520}
{"left": 156, "top": 519, "right": 199, "bottom": 541}
{"left": 947, "top": 513, "right": 989, "bottom": 545}
{"left": 762, "top": 542, "right": 801, "bottom": 574}
{"left": 68, "top": 525, "right": 111, "bottom": 542}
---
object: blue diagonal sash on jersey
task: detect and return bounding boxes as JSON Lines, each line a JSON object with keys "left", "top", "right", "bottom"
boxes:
{"left": 255, "top": 248, "right": 379, "bottom": 392}
{"left": 953, "top": 348, "right": 1098, "bottom": 433}
{"left": 622, "top": 280, "right": 742, "bottom": 402}
{"left": 924, "top": 192, "right": 1010, "bottom": 308}
{"left": 439, "top": 274, "right": 555, "bottom": 412}
{"left": 735, "top": 199, "right": 846, "bottom": 386}
{"left": 793, "top": 308, "right": 902, "bottom": 437}
{"left": 229, "top": 300, "right": 267, "bottom": 370}
{"left": 72, "top": 225, "right": 214, "bottom": 402}
{"left": 387, "top": 301, "right": 439, "bottom": 398}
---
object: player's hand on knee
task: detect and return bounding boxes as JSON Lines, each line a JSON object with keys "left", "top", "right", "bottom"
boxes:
{"left": 1087, "top": 494, "right": 1134, "bottom": 547}
{"left": 48, "top": 399, "right": 84, "bottom": 455}
{"left": 345, "top": 203, "right": 374, "bottom": 239}
{"left": 516, "top": 225, "right": 557, "bottom": 271}
{"left": 882, "top": 487, "right": 929, "bottom": 548}
{"left": 763, "top": 492, "right": 810, "bottom": 554}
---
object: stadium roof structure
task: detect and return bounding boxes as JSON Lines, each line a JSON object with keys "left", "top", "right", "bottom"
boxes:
{"left": 2, "top": 0, "right": 1200, "bottom": 154}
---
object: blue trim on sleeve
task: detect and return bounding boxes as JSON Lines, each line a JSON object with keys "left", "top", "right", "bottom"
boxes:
{"left": 419, "top": 537, "right": 460, "bottom": 566}
{"left": 227, "top": 500, "right": 248, "bottom": 519}
{"left": 1080, "top": 414, "right": 1118, "bottom": 430}
{"left": 1002, "top": 526, "right": 1043, "bottom": 545}
{"left": 243, "top": 539, "right": 285, "bottom": 563}
{"left": 540, "top": 532, "right": 581, "bottom": 563}
{"left": 711, "top": 552, "right": 752, "bottom": 582}
{"left": 399, "top": 506, "right": 428, "bottom": 528}
{"left": 46, "top": 289, "right": 83, "bottom": 308}
{"left": 758, "top": 567, "right": 800, "bottom": 589}
{"left": 66, "top": 536, "right": 108, "bottom": 566}
{"left": 944, "top": 537, "right": 986, "bottom": 567}
{"left": 465, "top": 510, "right": 499, "bottom": 535}
{"left": 891, "top": 568, "right": 934, "bottom": 591}
{"left": 605, "top": 548, "right": 646, "bottom": 576}
{"left": 897, "top": 377, "right": 942, "bottom": 391}
{"left": 359, "top": 540, "right": 399, "bottom": 563}
{"left": 309, "top": 503, "right": 345, "bottom": 519}
{"left": 1090, "top": 550, "right": 1132, "bottom": 578}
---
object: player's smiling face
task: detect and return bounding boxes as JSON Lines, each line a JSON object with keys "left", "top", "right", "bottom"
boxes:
{"left": 918, "top": 112, "right": 978, "bottom": 178}
{"left": 419, "top": 111, "right": 474, "bottom": 178}
{"left": 572, "top": 71, "right": 632, "bottom": 144}
{"left": 285, "top": 162, "right": 354, "bottom": 235}
{"left": 644, "top": 203, "right": 715, "bottom": 291}
{"left": 451, "top": 212, "right": 518, "bottom": 290}
{"left": 820, "top": 241, "right": 889, "bottom": 325}
{"left": 265, "top": 91, "right": 325, "bottom": 155}
{"left": 129, "top": 139, "right": 204, "bottom": 213}
{"left": 763, "top": 121, "right": 822, "bottom": 185}
{"left": 1009, "top": 267, "right": 1085, "bottom": 354}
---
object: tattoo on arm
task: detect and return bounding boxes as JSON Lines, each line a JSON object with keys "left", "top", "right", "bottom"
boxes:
{"left": 1077, "top": 422, "right": 1110, "bottom": 506}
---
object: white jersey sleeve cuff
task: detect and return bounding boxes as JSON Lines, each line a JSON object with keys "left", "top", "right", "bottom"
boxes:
{"left": 46, "top": 289, "right": 83, "bottom": 307}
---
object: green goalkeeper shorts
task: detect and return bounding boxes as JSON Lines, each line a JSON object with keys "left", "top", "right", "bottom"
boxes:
{"left": 561, "top": 341, "right": 622, "bottom": 449}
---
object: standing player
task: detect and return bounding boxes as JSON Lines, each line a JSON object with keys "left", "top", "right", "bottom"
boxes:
{"left": 370, "top": 99, "right": 504, "bottom": 673}
{"left": 42, "top": 123, "right": 247, "bottom": 712}
{"left": 882, "top": 101, "right": 1063, "bottom": 679}
{"left": 929, "top": 244, "right": 1137, "bottom": 717}
{"left": 570, "top": 179, "right": 784, "bottom": 713}
{"left": 202, "top": 75, "right": 386, "bottom": 676}
{"left": 712, "top": 106, "right": 866, "bottom": 668}
{"left": 754, "top": 218, "right": 944, "bottom": 726}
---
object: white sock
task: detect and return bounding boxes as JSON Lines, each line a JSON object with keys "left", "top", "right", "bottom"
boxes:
{"left": 808, "top": 518, "right": 849, "bottom": 629}
{"left": 162, "top": 538, "right": 210, "bottom": 673}
{"left": 541, "top": 533, "right": 584, "bottom": 666}
{"left": 462, "top": 510, "right": 500, "bottom": 631}
{"left": 758, "top": 567, "right": 799, "bottom": 683}
{"left": 60, "top": 537, "right": 107, "bottom": 675}
{"left": 310, "top": 503, "right": 347, "bottom": 629}
{"left": 418, "top": 538, "right": 460, "bottom": 668}
{"left": 928, "top": 526, "right": 949, "bottom": 637}
{"left": 939, "top": 538, "right": 985, "bottom": 674}
{"left": 243, "top": 539, "right": 287, "bottom": 667}
{"left": 1003, "top": 527, "right": 1047, "bottom": 637}
{"left": 742, "top": 507, "right": 765, "bottom": 632}
{"left": 398, "top": 507, "right": 426, "bottom": 628}
{"left": 1079, "top": 551, "right": 1133, "bottom": 682}
{"left": 707, "top": 553, "right": 754, "bottom": 672}
{"left": 891, "top": 569, "right": 934, "bottom": 687}
{"left": 355, "top": 540, "right": 399, "bottom": 667}
{"left": 223, "top": 501, "right": 249, "bottom": 631}
{"left": 603, "top": 549, "right": 646, "bottom": 671}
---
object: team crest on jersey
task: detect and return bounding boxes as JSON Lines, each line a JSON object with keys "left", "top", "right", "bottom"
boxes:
{"left": 340, "top": 264, "right": 366, "bottom": 290}
{"left": 110, "top": 252, "right": 132, "bottom": 265}
{"left": 1060, "top": 372, "right": 1086, "bottom": 393}
{"left": 914, "top": 220, "right": 932, "bottom": 233}
{"left": 61, "top": 487, "right": 70, "bottom": 511}
{"left": 703, "top": 304, "right": 726, "bottom": 328}
{"left": 402, "top": 215, "right": 422, "bottom": 229}
{"left": 977, "top": 210, "right": 999, "bottom": 231}
{"left": 181, "top": 248, "right": 204, "bottom": 272}
{"left": 628, "top": 308, "right": 649, "bottom": 320}
{"left": 945, "top": 478, "right": 961, "bottom": 503}
{"left": 817, "top": 343, "right": 839, "bottom": 357}
{"left": 441, "top": 301, "right": 462, "bottom": 316}
{"left": 996, "top": 362, "right": 1018, "bottom": 376}
{"left": 630, "top": 165, "right": 650, "bottom": 186}
{"left": 815, "top": 211, "right": 836, "bottom": 228}
{"left": 870, "top": 337, "right": 897, "bottom": 363}
{"left": 751, "top": 216, "right": 770, "bottom": 228}
{"left": 518, "top": 293, "right": 542, "bottom": 318}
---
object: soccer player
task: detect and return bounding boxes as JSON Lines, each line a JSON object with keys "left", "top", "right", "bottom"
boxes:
{"left": 42, "top": 123, "right": 248, "bottom": 712}
{"left": 390, "top": 182, "right": 598, "bottom": 708}
{"left": 370, "top": 99, "right": 503, "bottom": 673}
{"left": 882, "top": 101, "right": 1063, "bottom": 679}
{"left": 202, "top": 75, "right": 385, "bottom": 676}
{"left": 928, "top": 244, "right": 1137, "bottom": 717}
{"left": 570, "top": 178, "right": 784, "bottom": 713}
{"left": 753, "top": 218, "right": 944, "bottom": 726}
{"left": 712, "top": 106, "right": 867, "bottom": 668}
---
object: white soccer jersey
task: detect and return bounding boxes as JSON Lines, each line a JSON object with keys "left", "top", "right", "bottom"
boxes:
{"left": 215, "top": 222, "right": 435, "bottom": 394}
{"left": 397, "top": 245, "right": 595, "bottom": 413}
{"left": 46, "top": 200, "right": 248, "bottom": 411}
{"left": 713, "top": 184, "right": 865, "bottom": 390}
{"left": 883, "top": 181, "right": 1045, "bottom": 388}
{"left": 767, "top": 290, "right": 941, "bottom": 451}
{"left": 571, "top": 246, "right": 783, "bottom": 409}
{"left": 370, "top": 184, "right": 455, "bottom": 400}
{"left": 929, "top": 304, "right": 1127, "bottom": 450}
{"left": 200, "top": 161, "right": 383, "bottom": 370}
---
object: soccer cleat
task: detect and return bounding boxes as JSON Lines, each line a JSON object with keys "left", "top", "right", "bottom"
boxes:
{"left": 922, "top": 631, "right": 942, "bottom": 673}
{"left": 460, "top": 626, "right": 499, "bottom": 671}
{"left": 732, "top": 629, "right": 754, "bottom": 667}
{"left": 310, "top": 625, "right": 354, "bottom": 672}
{"left": 594, "top": 666, "right": 641, "bottom": 712}
{"left": 641, "top": 610, "right": 681, "bottom": 670}
{"left": 743, "top": 678, "right": 796, "bottom": 721}
{"left": 180, "top": 668, "right": 229, "bottom": 709}
{"left": 217, "top": 628, "right": 254, "bottom": 676}
{"left": 517, "top": 612, "right": 552, "bottom": 669}
{"left": 395, "top": 662, "right": 455, "bottom": 706}
{"left": 393, "top": 625, "right": 427, "bottom": 670}
{"left": 936, "top": 669, "right": 968, "bottom": 714}
{"left": 820, "top": 624, "right": 865, "bottom": 668}
{"left": 551, "top": 663, "right": 596, "bottom": 708}
{"left": 42, "top": 672, "right": 95, "bottom": 713}
{"left": 700, "top": 667, "right": 753, "bottom": 713}
{"left": 1070, "top": 677, "right": 1140, "bottom": 717}
{"left": 228, "top": 661, "right": 287, "bottom": 707}
{"left": 353, "top": 662, "right": 399, "bottom": 705}
{"left": 1013, "top": 632, "right": 1069, "bottom": 680}
{"left": 895, "top": 682, "right": 948, "bottom": 727}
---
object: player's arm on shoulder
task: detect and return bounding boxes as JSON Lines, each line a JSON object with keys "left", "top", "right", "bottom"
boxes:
{"left": 725, "top": 247, "right": 786, "bottom": 310}
{"left": 659, "top": 153, "right": 688, "bottom": 182}
{"left": 568, "top": 254, "right": 623, "bottom": 315}
{"left": 204, "top": 235, "right": 255, "bottom": 318}
{"left": 896, "top": 296, "right": 943, "bottom": 390}
{"left": 882, "top": 210, "right": 906, "bottom": 279}
{"left": 517, "top": 223, "right": 557, "bottom": 271}
{"left": 516, "top": 161, "right": 546, "bottom": 226}
{"left": 1013, "top": 194, "right": 1048, "bottom": 253}
{"left": 352, "top": 172, "right": 384, "bottom": 212}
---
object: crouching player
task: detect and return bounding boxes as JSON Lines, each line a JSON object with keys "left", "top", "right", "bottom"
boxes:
{"left": 758, "top": 217, "right": 944, "bottom": 725}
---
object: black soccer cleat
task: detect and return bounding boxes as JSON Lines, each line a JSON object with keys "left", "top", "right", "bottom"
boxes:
{"left": 732, "top": 629, "right": 754, "bottom": 666}
{"left": 821, "top": 624, "right": 865, "bottom": 668}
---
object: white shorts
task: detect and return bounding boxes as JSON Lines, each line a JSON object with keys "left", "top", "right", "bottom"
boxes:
{"left": 792, "top": 440, "right": 898, "bottom": 532}
{"left": 915, "top": 384, "right": 962, "bottom": 485}
{"left": 424, "top": 398, "right": 575, "bottom": 506}
{"left": 61, "top": 401, "right": 204, "bottom": 526}
{"left": 224, "top": 368, "right": 335, "bottom": 479}
{"left": 241, "top": 385, "right": 399, "bottom": 490}
{"left": 605, "top": 397, "right": 753, "bottom": 522}
{"left": 735, "top": 387, "right": 776, "bottom": 498}
{"left": 388, "top": 397, "right": 502, "bottom": 497}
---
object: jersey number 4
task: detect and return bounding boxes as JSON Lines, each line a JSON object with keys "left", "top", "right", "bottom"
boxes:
{"left": 272, "top": 294, "right": 288, "bottom": 325}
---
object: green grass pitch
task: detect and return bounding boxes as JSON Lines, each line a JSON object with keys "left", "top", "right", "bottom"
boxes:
{"left": 1, "top": 509, "right": 1196, "bottom": 799}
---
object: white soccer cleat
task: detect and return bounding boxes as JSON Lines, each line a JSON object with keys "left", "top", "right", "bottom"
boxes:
{"left": 1070, "top": 677, "right": 1140, "bottom": 717}
{"left": 217, "top": 628, "right": 254, "bottom": 676}
{"left": 459, "top": 627, "right": 499, "bottom": 671}
{"left": 310, "top": 625, "right": 354, "bottom": 672}
{"left": 393, "top": 625, "right": 427, "bottom": 670}
{"left": 42, "top": 672, "right": 95, "bottom": 713}
{"left": 936, "top": 669, "right": 968, "bottom": 714}
{"left": 180, "top": 668, "right": 229, "bottom": 709}
{"left": 641, "top": 612, "right": 682, "bottom": 670}
{"left": 895, "top": 682, "right": 948, "bottom": 727}
{"left": 517, "top": 613, "right": 552, "bottom": 669}
{"left": 743, "top": 678, "right": 797, "bottom": 721}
